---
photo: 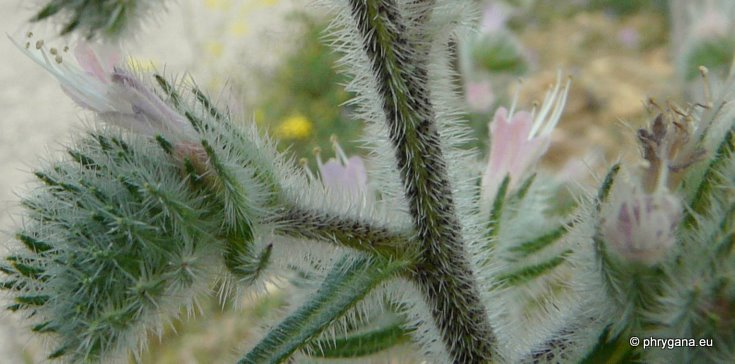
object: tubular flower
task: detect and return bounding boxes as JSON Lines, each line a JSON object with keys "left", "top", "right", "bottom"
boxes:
{"left": 465, "top": 79, "right": 495, "bottom": 112}
{"left": 10, "top": 33, "right": 195, "bottom": 137}
{"left": 481, "top": 74, "right": 571, "bottom": 203}
{"left": 602, "top": 181, "right": 682, "bottom": 266}
{"left": 314, "top": 136, "right": 368, "bottom": 198}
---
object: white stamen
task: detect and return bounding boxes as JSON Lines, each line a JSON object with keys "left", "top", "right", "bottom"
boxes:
{"left": 314, "top": 146, "right": 324, "bottom": 169}
{"left": 528, "top": 71, "right": 570, "bottom": 139}
{"left": 331, "top": 134, "right": 349, "bottom": 165}
{"left": 508, "top": 78, "right": 523, "bottom": 120}
{"left": 543, "top": 76, "right": 571, "bottom": 136}
{"left": 300, "top": 158, "right": 316, "bottom": 181}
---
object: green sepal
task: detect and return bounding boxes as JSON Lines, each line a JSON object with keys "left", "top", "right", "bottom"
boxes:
{"left": 193, "top": 87, "right": 224, "bottom": 120}
{"left": 154, "top": 74, "right": 184, "bottom": 110}
{"left": 487, "top": 175, "right": 511, "bottom": 240}
{"left": 155, "top": 135, "right": 174, "bottom": 155}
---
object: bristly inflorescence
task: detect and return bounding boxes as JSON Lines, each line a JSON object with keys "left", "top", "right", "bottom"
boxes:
{"left": 1, "top": 35, "right": 414, "bottom": 362}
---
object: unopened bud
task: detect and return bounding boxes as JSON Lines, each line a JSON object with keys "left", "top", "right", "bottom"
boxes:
{"left": 602, "top": 185, "right": 681, "bottom": 266}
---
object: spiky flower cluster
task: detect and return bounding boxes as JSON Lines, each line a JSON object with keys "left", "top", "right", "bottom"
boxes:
{"left": 3, "top": 1, "right": 735, "bottom": 363}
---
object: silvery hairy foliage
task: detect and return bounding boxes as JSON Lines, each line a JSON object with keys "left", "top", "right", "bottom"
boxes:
{"left": 2, "top": 1, "right": 734, "bottom": 363}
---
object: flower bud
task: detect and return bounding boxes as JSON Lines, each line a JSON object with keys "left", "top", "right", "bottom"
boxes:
{"left": 602, "top": 183, "right": 682, "bottom": 266}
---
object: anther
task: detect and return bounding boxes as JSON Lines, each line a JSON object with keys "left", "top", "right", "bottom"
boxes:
{"left": 35, "top": 40, "right": 44, "bottom": 50}
{"left": 49, "top": 48, "right": 58, "bottom": 55}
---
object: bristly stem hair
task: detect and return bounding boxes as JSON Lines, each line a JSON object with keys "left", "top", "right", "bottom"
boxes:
{"left": 348, "top": 0, "right": 495, "bottom": 361}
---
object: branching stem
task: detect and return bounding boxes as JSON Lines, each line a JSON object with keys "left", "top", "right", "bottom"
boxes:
{"left": 271, "top": 203, "right": 416, "bottom": 261}
{"left": 348, "top": 0, "right": 495, "bottom": 361}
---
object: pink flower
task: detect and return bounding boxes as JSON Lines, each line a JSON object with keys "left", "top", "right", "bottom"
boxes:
{"left": 314, "top": 137, "right": 368, "bottom": 198}
{"left": 10, "top": 34, "right": 194, "bottom": 137}
{"left": 466, "top": 80, "right": 495, "bottom": 112}
{"left": 617, "top": 27, "right": 640, "bottom": 49}
{"left": 602, "top": 182, "right": 681, "bottom": 266}
{"left": 480, "top": 2, "right": 510, "bottom": 34}
{"left": 481, "top": 74, "right": 571, "bottom": 203}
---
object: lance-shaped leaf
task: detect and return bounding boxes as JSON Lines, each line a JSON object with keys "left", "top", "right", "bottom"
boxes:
{"left": 240, "top": 255, "right": 408, "bottom": 364}
{"left": 305, "top": 310, "right": 411, "bottom": 358}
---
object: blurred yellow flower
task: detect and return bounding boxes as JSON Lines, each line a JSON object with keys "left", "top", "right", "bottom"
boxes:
{"left": 230, "top": 21, "right": 249, "bottom": 37}
{"left": 276, "top": 114, "right": 313, "bottom": 140}
{"left": 206, "top": 41, "right": 224, "bottom": 58}
{"left": 254, "top": 108, "right": 266, "bottom": 124}
{"left": 127, "top": 57, "right": 157, "bottom": 72}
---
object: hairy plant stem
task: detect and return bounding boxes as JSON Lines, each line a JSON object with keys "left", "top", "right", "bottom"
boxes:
{"left": 349, "top": 0, "right": 495, "bottom": 362}
{"left": 271, "top": 203, "right": 416, "bottom": 260}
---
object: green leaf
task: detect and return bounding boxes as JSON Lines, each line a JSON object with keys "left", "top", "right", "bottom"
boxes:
{"left": 228, "top": 243, "right": 273, "bottom": 284}
{"left": 685, "top": 128, "right": 735, "bottom": 229}
{"left": 239, "top": 255, "right": 408, "bottom": 364}
{"left": 495, "top": 250, "right": 572, "bottom": 287}
{"left": 306, "top": 313, "right": 411, "bottom": 358}
{"left": 514, "top": 173, "right": 536, "bottom": 201}
{"left": 509, "top": 223, "right": 572, "bottom": 257}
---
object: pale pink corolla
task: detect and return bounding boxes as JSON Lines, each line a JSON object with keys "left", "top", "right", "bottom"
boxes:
{"left": 480, "top": 2, "right": 510, "bottom": 34}
{"left": 466, "top": 80, "right": 495, "bottom": 112}
{"left": 10, "top": 34, "right": 194, "bottom": 137}
{"left": 602, "top": 182, "right": 681, "bottom": 266}
{"left": 481, "top": 74, "right": 571, "bottom": 203}
{"left": 316, "top": 137, "right": 368, "bottom": 198}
